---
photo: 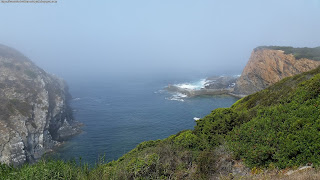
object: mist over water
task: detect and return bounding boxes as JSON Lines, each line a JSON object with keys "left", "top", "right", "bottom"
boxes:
{"left": 1, "top": 0, "right": 320, "bottom": 80}
{"left": 1, "top": 0, "right": 320, "bottom": 166}
{"left": 51, "top": 74, "right": 239, "bottom": 164}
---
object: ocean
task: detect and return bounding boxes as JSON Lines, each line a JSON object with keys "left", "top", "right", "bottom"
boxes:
{"left": 51, "top": 74, "right": 239, "bottom": 165}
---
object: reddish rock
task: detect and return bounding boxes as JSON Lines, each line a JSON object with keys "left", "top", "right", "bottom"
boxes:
{"left": 234, "top": 48, "right": 320, "bottom": 95}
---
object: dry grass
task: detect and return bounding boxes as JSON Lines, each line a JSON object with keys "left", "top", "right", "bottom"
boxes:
{"left": 220, "top": 166, "right": 320, "bottom": 180}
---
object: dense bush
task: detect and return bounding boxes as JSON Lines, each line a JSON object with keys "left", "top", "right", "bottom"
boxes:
{"left": 0, "top": 159, "right": 88, "bottom": 180}
{"left": 227, "top": 74, "right": 320, "bottom": 168}
{"left": 193, "top": 67, "right": 320, "bottom": 169}
{"left": 194, "top": 108, "right": 249, "bottom": 147}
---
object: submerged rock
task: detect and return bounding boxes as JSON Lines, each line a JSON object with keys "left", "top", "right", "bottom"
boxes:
{"left": 0, "top": 44, "right": 81, "bottom": 166}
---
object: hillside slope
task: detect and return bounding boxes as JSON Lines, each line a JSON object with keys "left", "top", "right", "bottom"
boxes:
{"left": 2, "top": 48, "right": 320, "bottom": 179}
{"left": 3, "top": 63, "right": 320, "bottom": 179}
{"left": 105, "top": 66, "right": 320, "bottom": 178}
{"left": 0, "top": 45, "right": 81, "bottom": 166}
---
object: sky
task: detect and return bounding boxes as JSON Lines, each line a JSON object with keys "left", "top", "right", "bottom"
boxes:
{"left": 1, "top": 0, "right": 320, "bottom": 80}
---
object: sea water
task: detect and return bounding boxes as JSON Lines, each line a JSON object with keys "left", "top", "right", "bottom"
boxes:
{"left": 52, "top": 75, "right": 239, "bottom": 165}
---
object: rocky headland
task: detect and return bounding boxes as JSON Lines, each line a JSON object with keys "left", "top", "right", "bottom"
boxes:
{"left": 167, "top": 46, "right": 320, "bottom": 98}
{"left": 233, "top": 46, "right": 320, "bottom": 95}
{"left": 0, "top": 44, "right": 81, "bottom": 166}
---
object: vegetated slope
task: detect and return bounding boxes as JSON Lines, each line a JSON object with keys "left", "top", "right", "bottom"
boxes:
{"left": 233, "top": 47, "right": 320, "bottom": 95}
{"left": 2, "top": 65, "right": 320, "bottom": 179}
{"left": 257, "top": 46, "right": 320, "bottom": 60}
{"left": 227, "top": 67, "right": 320, "bottom": 168}
{"left": 0, "top": 44, "right": 81, "bottom": 166}
{"left": 112, "top": 66, "right": 320, "bottom": 178}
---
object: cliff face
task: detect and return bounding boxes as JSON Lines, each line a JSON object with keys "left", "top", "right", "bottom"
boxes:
{"left": 0, "top": 45, "right": 80, "bottom": 166}
{"left": 233, "top": 48, "right": 320, "bottom": 95}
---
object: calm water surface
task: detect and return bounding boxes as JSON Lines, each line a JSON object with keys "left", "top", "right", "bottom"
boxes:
{"left": 52, "top": 75, "right": 239, "bottom": 164}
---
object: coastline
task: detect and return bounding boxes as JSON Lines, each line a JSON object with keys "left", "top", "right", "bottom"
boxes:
{"left": 227, "top": 92, "right": 247, "bottom": 98}
{"left": 166, "top": 85, "right": 246, "bottom": 99}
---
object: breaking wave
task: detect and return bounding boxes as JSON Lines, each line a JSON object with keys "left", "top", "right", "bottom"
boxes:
{"left": 165, "top": 92, "right": 187, "bottom": 102}
{"left": 175, "top": 79, "right": 207, "bottom": 90}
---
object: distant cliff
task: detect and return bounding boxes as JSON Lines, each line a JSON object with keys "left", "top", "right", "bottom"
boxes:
{"left": 0, "top": 44, "right": 81, "bottom": 166}
{"left": 233, "top": 47, "right": 320, "bottom": 95}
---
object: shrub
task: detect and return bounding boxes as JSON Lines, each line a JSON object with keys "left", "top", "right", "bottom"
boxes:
{"left": 227, "top": 73, "right": 320, "bottom": 168}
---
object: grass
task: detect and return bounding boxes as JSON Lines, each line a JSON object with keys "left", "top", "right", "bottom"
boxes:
{"left": 220, "top": 166, "right": 320, "bottom": 180}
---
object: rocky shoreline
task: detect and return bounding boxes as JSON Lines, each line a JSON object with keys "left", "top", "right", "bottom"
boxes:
{"left": 0, "top": 44, "right": 82, "bottom": 166}
{"left": 166, "top": 84, "right": 233, "bottom": 97}
{"left": 166, "top": 47, "right": 320, "bottom": 99}
{"left": 165, "top": 75, "right": 241, "bottom": 98}
{"left": 166, "top": 85, "right": 247, "bottom": 99}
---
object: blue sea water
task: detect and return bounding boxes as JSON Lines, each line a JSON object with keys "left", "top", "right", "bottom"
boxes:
{"left": 52, "top": 75, "right": 239, "bottom": 165}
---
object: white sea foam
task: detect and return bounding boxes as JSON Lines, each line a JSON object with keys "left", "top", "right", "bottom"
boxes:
{"left": 229, "top": 83, "right": 236, "bottom": 87}
{"left": 166, "top": 92, "right": 187, "bottom": 102}
{"left": 154, "top": 90, "right": 165, "bottom": 94}
{"left": 193, "top": 117, "right": 200, "bottom": 121}
{"left": 175, "top": 79, "right": 207, "bottom": 90}
{"left": 166, "top": 97, "right": 185, "bottom": 102}
{"left": 176, "top": 92, "right": 187, "bottom": 98}
{"left": 73, "top": 98, "right": 81, "bottom": 101}
{"left": 165, "top": 79, "right": 209, "bottom": 102}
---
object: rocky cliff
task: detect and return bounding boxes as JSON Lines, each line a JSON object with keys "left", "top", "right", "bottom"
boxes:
{"left": 0, "top": 44, "right": 81, "bottom": 166}
{"left": 233, "top": 47, "right": 320, "bottom": 95}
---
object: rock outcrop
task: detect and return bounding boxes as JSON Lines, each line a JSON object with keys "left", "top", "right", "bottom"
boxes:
{"left": 166, "top": 76, "right": 237, "bottom": 97}
{"left": 233, "top": 48, "right": 320, "bottom": 95}
{"left": 0, "top": 44, "right": 81, "bottom": 166}
{"left": 205, "top": 76, "right": 237, "bottom": 90}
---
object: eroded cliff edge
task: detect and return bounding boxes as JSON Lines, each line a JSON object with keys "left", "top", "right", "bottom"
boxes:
{"left": 165, "top": 46, "right": 320, "bottom": 98}
{"left": 233, "top": 47, "right": 320, "bottom": 95}
{"left": 0, "top": 44, "right": 81, "bottom": 166}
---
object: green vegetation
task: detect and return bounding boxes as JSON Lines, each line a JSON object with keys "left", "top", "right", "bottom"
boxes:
{"left": 0, "top": 133, "right": 217, "bottom": 179}
{"left": 228, "top": 72, "right": 320, "bottom": 168}
{"left": 0, "top": 159, "right": 86, "bottom": 180}
{"left": 256, "top": 46, "right": 320, "bottom": 60}
{"left": 196, "top": 67, "right": 320, "bottom": 169}
{"left": 2, "top": 67, "right": 320, "bottom": 179}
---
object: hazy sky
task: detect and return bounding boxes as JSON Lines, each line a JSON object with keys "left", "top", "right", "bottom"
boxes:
{"left": 1, "top": 0, "right": 320, "bottom": 79}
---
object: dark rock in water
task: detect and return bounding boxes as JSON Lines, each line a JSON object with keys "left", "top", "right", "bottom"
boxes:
{"left": 166, "top": 76, "right": 238, "bottom": 97}
{"left": 205, "top": 76, "right": 237, "bottom": 89}
{"left": 0, "top": 44, "right": 81, "bottom": 166}
{"left": 166, "top": 85, "right": 193, "bottom": 96}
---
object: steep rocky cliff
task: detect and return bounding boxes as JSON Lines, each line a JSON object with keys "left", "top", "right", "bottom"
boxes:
{"left": 0, "top": 44, "right": 81, "bottom": 166}
{"left": 233, "top": 47, "right": 320, "bottom": 95}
